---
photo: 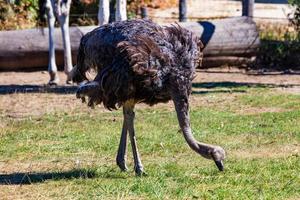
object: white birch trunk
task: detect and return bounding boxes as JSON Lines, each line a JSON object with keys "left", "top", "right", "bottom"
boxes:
{"left": 98, "top": 0, "right": 110, "bottom": 25}
{"left": 116, "top": 0, "right": 127, "bottom": 21}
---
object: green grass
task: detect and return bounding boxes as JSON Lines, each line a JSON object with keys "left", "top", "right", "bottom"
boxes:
{"left": 0, "top": 86, "right": 299, "bottom": 199}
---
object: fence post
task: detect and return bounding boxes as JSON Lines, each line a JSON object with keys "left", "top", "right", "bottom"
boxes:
{"left": 242, "top": 0, "right": 254, "bottom": 17}
{"left": 179, "top": 0, "right": 187, "bottom": 22}
{"left": 109, "top": 0, "right": 116, "bottom": 23}
{"left": 141, "top": 6, "right": 148, "bottom": 19}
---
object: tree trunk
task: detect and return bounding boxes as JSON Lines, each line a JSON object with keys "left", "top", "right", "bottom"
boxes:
{"left": 0, "top": 17, "right": 260, "bottom": 70}
{"left": 140, "top": 6, "right": 148, "bottom": 19}
{"left": 179, "top": 0, "right": 187, "bottom": 22}
{"left": 98, "top": 0, "right": 110, "bottom": 25}
{"left": 115, "top": 0, "right": 127, "bottom": 21}
{"left": 242, "top": 0, "right": 254, "bottom": 17}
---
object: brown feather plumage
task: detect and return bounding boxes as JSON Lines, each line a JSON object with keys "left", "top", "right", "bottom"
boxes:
{"left": 72, "top": 19, "right": 203, "bottom": 109}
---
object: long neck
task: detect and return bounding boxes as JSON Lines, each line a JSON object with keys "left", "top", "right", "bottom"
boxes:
{"left": 181, "top": 126, "right": 213, "bottom": 159}
{"left": 172, "top": 90, "right": 213, "bottom": 159}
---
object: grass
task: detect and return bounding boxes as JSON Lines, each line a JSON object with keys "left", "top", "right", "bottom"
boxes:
{"left": 0, "top": 85, "right": 299, "bottom": 199}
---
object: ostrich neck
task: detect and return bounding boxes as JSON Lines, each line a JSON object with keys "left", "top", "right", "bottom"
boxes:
{"left": 172, "top": 92, "right": 212, "bottom": 159}
{"left": 181, "top": 126, "right": 212, "bottom": 159}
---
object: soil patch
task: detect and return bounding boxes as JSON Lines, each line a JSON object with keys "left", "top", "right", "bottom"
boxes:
{"left": 1, "top": 68, "right": 300, "bottom": 118}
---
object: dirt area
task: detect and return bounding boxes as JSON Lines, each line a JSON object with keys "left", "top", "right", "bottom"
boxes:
{"left": 1, "top": 68, "right": 300, "bottom": 86}
{"left": 0, "top": 68, "right": 300, "bottom": 118}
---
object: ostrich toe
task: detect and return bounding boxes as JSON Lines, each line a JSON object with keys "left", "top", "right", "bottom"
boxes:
{"left": 116, "top": 159, "right": 128, "bottom": 171}
{"left": 134, "top": 166, "right": 147, "bottom": 177}
{"left": 66, "top": 79, "right": 73, "bottom": 85}
{"left": 48, "top": 71, "right": 60, "bottom": 86}
{"left": 48, "top": 77, "right": 59, "bottom": 86}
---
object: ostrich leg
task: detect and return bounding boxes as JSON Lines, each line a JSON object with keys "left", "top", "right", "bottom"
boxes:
{"left": 171, "top": 89, "right": 225, "bottom": 171}
{"left": 123, "top": 101, "right": 145, "bottom": 176}
{"left": 46, "top": 0, "right": 59, "bottom": 85}
{"left": 116, "top": 109, "right": 128, "bottom": 171}
{"left": 57, "top": 0, "right": 73, "bottom": 84}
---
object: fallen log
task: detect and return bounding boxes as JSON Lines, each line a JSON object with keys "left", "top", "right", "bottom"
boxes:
{"left": 0, "top": 26, "right": 93, "bottom": 70}
{"left": 180, "top": 17, "right": 260, "bottom": 67}
{"left": 0, "top": 17, "right": 260, "bottom": 70}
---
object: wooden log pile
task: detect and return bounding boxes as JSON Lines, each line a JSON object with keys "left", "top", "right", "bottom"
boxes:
{"left": 0, "top": 17, "right": 260, "bottom": 70}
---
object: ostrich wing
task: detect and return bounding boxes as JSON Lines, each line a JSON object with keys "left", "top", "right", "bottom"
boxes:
{"left": 116, "top": 35, "right": 165, "bottom": 77}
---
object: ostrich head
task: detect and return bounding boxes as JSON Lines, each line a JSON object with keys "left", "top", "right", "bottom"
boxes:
{"left": 209, "top": 146, "right": 226, "bottom": 171}
{"left": 193, "top": 142, "right": 226, "bottom": 171}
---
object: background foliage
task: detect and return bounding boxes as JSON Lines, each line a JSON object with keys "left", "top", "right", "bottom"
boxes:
{"left": 254, "top": 0, "right": 300, "bottom": 71}
{"left": 0, "top": 0, "right": 176, "bottom": 30}
{"left": 0, "top": 0, "right": 299, "bottom": 70}
{"left": 289, "top": 0, "right": 300, "bottom": 33}
{"left": 0, "top": 0, "right": 38, "bottom": 30}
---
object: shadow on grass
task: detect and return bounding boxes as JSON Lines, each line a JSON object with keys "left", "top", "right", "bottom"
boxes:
{"left": 1, "top": 81, "right": 299, "bottom": 96}
{"left": 192, "top": 89, "right": 247, "bottom": 95}
{"left": 191, "top": 81, "right": 300, "bottom": 95}
{"left": 0, "top": 169, "right": 96, "bottom": 185}
{"left": 192, "top": 81, "right": 300, "bottom": 89}
{"left": 0, "top": 84, "right": 77, "bottom": 95}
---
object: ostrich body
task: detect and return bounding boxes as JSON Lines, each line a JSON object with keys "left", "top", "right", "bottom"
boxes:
{"left": 39, "top": 0, "right": 73, "bottom": 85}
{"left": 71, "top": 19, "right": 225, "bottom": 175}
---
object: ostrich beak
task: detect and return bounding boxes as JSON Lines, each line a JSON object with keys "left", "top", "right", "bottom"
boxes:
{"left": 214, "top": 160, "right": 224, "bottom": 171}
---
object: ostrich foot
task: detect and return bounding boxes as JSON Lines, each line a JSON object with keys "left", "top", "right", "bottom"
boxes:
{"left": 66, "top": 72, "right": 73, "bottom": 85}
{"left": 48, "top": 72, "right": 60, "bottom": 86}
{"left": 134, "top": 165, "right": 147, "bottom": 176}
{"left": 66, "top": 79, "right": 73, "bottom": 85}
{"left": 116, "top": 159, "right": 128, "bottom": 171}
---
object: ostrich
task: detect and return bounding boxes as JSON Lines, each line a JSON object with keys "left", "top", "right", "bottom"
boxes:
{"left": 70, "top": 19, "right": 225, "bottom": 175}
{"left": 38, "top": 0, "right": 73, "bottom": 85}
{"left": 38, "top": 0, "right": 127, "bottom": 85}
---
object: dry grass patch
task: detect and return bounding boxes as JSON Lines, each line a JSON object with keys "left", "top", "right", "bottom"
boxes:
{"left": 231, "top": 144, "right": 300, "bottom": 159}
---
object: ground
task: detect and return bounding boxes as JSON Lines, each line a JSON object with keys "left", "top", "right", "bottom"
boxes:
{"left": 0, "top": 68, "right": 299, "bottom": 199}
{"left": 1, "top": 68, "right": 300, "bottom": 118}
